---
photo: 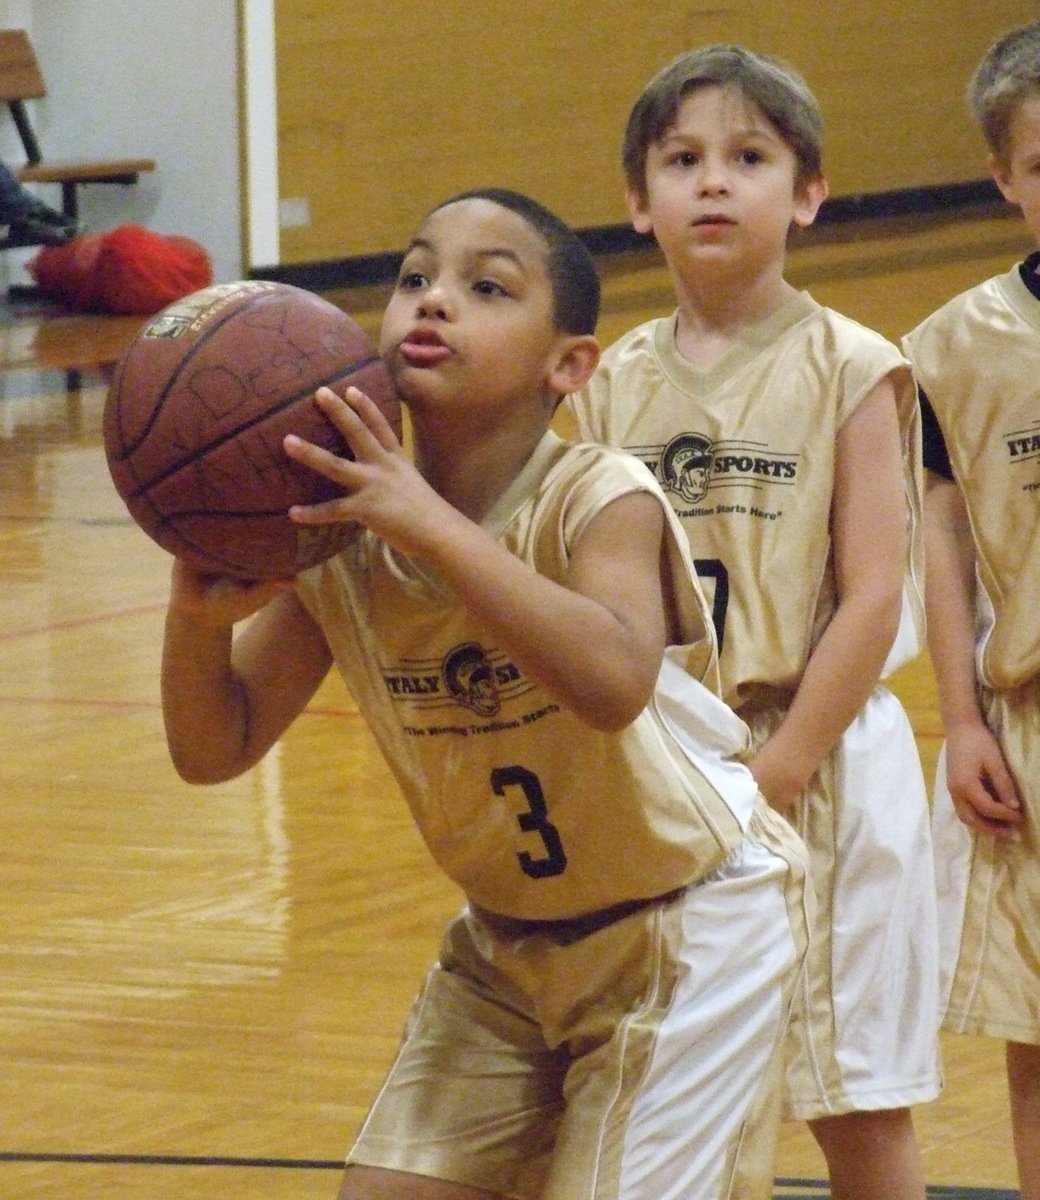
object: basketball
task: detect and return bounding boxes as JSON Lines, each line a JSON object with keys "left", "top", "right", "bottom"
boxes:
{"left": 103, "top": 280, "right": 401, "bottom": 578}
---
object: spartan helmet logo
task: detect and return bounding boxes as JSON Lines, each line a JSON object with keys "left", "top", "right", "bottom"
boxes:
{"left": 442, "top": 642, "right": 501, "bottom": 717}
{"left": 661, "top": 433, "right": 715, "bottom": 504}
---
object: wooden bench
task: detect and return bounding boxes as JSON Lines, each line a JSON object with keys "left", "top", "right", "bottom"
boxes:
{"left": 0, "top": 28, "right": 155, "bottom": 244}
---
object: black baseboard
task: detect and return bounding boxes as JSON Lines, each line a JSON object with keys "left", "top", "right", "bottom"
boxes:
{"left": 814, "top": 177, "right": 1004, "bottom": 223}
{"left": 249, "top": 177, "right": 1008, "bottom": 294}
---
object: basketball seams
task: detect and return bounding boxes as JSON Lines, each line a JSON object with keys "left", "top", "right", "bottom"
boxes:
{"left": 121, "top": 353, "right": 382, "bottom": 499}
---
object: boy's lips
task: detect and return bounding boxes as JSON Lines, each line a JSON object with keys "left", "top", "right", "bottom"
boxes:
{"left": 399, "top": 328, "right": 453, "bottom": 366}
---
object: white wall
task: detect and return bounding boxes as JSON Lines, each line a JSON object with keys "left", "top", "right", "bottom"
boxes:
{"left": 0, "top": 0, "right": 256, "bottom": 286}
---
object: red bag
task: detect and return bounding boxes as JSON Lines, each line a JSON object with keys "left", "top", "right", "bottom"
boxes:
{"left": 26, "top": 232, "right": 103, "bottom": 309}
{"left": 28, "top": 224, "right": 212, "bottom": 315}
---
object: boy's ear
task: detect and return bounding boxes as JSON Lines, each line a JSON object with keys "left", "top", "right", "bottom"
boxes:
{"left": 626, "top": 186, "right": 653, "bottom": 236}
{"left": 792, "top": 173, "right": 828, "bottom": 229}
{"left": 548, "top": 334, "right": 601, "bottom": 396}
{"left": 987, "top": 152, "right": 1016, "bottom": 203}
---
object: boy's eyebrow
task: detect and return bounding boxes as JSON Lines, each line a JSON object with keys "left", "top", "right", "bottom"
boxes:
{"left": 660, "top": 123, "right": 777, "bottom": 144}
{"left": 472, "top": 246, "right": 526, "bottom": 270}
{"left": 403, "top": 237, "right": 527, "bottom": 271}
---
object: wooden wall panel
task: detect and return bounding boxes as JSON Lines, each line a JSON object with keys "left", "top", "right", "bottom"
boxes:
{"left": 274, "top": 0, "right": 1037, "bottom": 264}
{"left": 760, "top": 6, "right": 1022, "bottom": 196}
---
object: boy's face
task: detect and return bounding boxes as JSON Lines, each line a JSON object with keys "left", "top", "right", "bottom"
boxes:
{"left": 380, "top": 198, "right": 584, "bottom": 411}
{"left": 990, "top": 92, "right": 1040, "bottom": 248}
{"left": 627, "top": 85, "right": 825, "bottom": 278}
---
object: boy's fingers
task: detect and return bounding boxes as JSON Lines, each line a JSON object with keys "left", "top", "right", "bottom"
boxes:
{"left": 341, "top": 386, "right": 402, "bottom": 451}
{"left": 314, "top": 386, "right": 395, "bottom": 458}
{"left": 283, "top": 432, "right": 353, "bottom": 479}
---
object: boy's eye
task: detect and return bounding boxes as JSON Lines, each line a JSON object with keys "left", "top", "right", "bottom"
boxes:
{"left": 398, "top": 270, "right": 427, "bottom": 291}
{"left": 738, "top": 148, "right": 764, "bottom": 165}
{"left": 668, "top": 150, "right": 698, "bottom": 167}
{"left": 474, "top": 278, "right": 508, "bottom": 297}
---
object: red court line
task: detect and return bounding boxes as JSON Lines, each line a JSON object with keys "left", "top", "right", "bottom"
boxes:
{"left": 0, "top": 1150, "right": 341, "bottom": 1169}
{"left": 0, "top": 694, "right": 157, "bottom": 711}
{"left": 0, "top": 602, "right": 167, "bottom": 643}
{"left": 0, "top": 692, "right": 361, "bottom": 720}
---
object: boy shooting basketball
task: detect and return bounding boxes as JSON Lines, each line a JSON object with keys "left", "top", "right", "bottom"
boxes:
{"left": 160, "top": 188, "right": 812, "bottom": 1200}
{"left": 903, "top": 20, "right": 1040, "bottom": 1200}
{"left": 566, "top": 46, "right": 942, "bottom": 1200}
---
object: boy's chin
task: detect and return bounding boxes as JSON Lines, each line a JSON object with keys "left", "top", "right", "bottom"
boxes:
{"left": 392, "top": 373, "right": 439, "bottom": 408}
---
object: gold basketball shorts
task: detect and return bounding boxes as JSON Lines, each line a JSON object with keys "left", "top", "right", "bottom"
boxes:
{"left": 345, "top": 806, "right": 811, "bottom": 1200}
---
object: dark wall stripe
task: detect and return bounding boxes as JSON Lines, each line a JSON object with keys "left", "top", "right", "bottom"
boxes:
{"left": 249, "top": 180, "right": 1008, "bottom": 293}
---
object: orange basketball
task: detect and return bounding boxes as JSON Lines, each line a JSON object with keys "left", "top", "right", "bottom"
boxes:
{"left": 103, "top": 280, "right": 401, "bottom": 578}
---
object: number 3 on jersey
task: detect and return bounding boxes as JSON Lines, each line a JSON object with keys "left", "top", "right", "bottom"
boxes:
{"left": 492, "top": 765, "right": 568, "bottom": 879}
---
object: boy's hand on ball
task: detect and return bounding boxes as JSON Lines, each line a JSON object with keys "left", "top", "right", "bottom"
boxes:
{"left": 168, "top": 558, "right": 294, "bottom": 628}
{"left": 285, "top": 387, "right": 449, "bottom": 557}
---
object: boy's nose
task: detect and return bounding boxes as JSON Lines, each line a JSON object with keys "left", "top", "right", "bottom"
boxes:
{"left": 417, "top": 285, "right": 451, "bottom": 319}
{"left": 696, "top": 159, "right": 730, "bottom": 195}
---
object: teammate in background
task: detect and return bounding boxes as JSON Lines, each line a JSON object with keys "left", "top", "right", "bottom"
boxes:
{"left": 160, "top": 187, "right": 812, "bottom": 1200}
{"left": 567, "top": 45, "right": 941, "bottom": 1200}
{"left": 903, "top": 21, "right": 1040, "bottom": 1200}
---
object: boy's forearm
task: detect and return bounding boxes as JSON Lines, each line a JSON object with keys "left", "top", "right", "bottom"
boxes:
{"left": 928, "top": 587, "right": 983, "bottom": 731}
{"left": 161, "top": 608, "right": 252, "bottom": 783}
{"left": 765, "top": 579, "right": 903, "bottom": 783}
{"left": 924, "top": 474, "right": 983, "bottom": 729}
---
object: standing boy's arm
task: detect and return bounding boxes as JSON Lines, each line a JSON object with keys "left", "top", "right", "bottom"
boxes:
{"left": 748, "top": 375, "right": 907, "bottom": 812}
{"left": 161, "top": 563, "right": 333, "bottom": 784}
{"left": 923, "top": 471, "right": 1022, "bottom": 836}
{"left": 286, "top": 388, "right": 671, "bottom": 732}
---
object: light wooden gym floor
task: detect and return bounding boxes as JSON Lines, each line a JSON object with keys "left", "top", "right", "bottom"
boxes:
{"left": 0, "top": 203, "right": 1033, "bottom": 1199}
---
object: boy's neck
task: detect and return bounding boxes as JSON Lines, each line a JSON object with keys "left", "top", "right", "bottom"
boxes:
{"left": 411, "top": 404, "right": 553, "bottom": 523}
{"left": 670, "top": 267, "right": 799, "bottom": 369}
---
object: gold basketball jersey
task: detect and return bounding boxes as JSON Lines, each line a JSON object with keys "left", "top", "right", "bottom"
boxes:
{"left": 296, "top": 432, "right": 758, "bottom": 920}
{"left": 568, "top": 291, "right": 924, "bottom": 709}
{"left": 905, "top": 265, "right": 1040, "bottom": 691}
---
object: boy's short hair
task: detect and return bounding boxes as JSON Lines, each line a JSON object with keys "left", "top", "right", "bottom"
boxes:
{"left": 622, "top": 44, "right": 823, "bottom": 201}
{"left": 428, "top": 188, "right": 600, "bottom": 335}
{"left": 967, "top": 20, "right": 1040, "bottom": 166}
